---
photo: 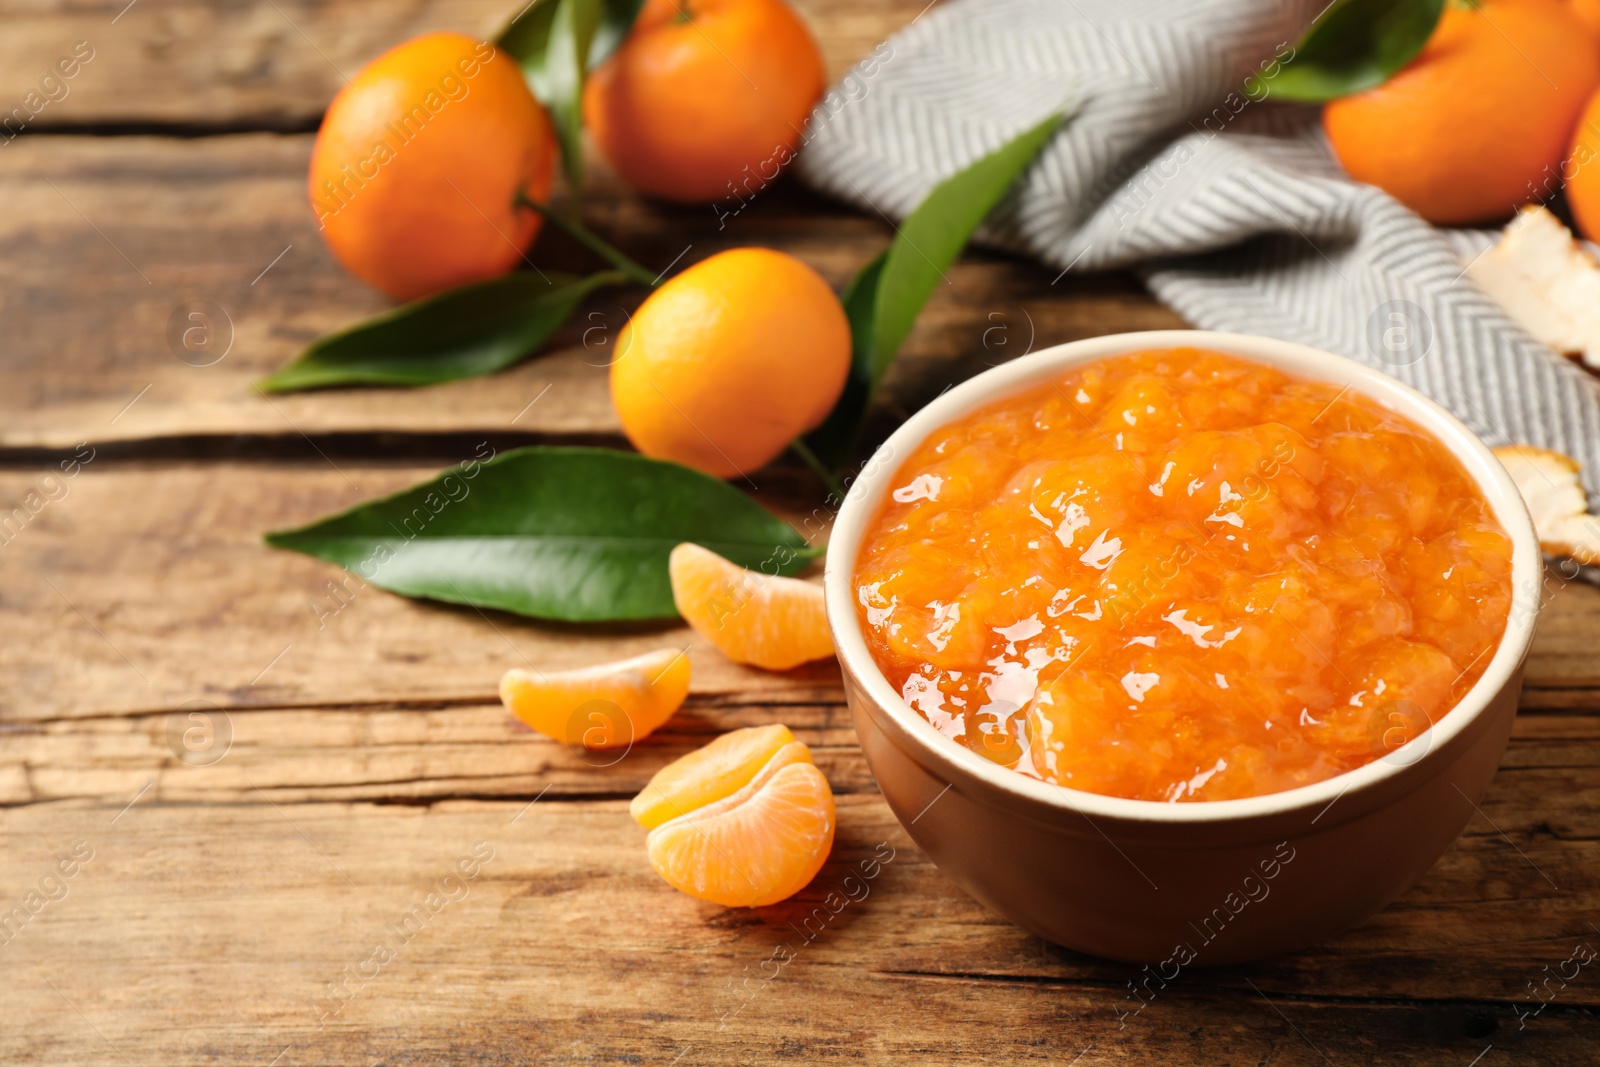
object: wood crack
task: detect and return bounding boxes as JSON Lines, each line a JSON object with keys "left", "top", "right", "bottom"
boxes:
{"left": 0, "top": 781, "right": 883, "bottom": 811}
{"left": 10, "top": 693, "right": 851, "bottom": 723}
{"left": 873, "top": 968, "right": 1600, "bottom": 1012}
{"left": 0, "top": 429, "right": 631, "bottom": 469}
{"left": 13, "top": 118, "right": 325, "bottom": 138}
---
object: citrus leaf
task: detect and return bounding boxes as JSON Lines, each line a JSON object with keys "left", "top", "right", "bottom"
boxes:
{"left": 499, "top": 0, "right": 641, "bottom": 73}
{"left": 498, "top": 0, "right": 644, "bottom": 193}
{"left": 586, "top": 0, "right": 644, "bottom": 67}
{"left": 801, "top": 249, "right": 885, "bottom": 470}
{"left": 256, "top": 270, "right": 624, "bottom": 392}
{"left": 264, "top": 446, "right": 819, "bottom": 622}
{"left": 1249, "top": 0, "right": 1444, "bottom": 103}
{"left": 544, "top": 0, "right": 601, "bottom": 192}
{"left": 805, "top": 110, "right": 1065, "bottom": 468}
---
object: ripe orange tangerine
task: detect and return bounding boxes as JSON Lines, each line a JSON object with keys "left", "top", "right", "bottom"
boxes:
{"left": 582, "top": 0, "right": 825, "bottom": 202}
{"left": 310, "top": 32, "right": 558, "bottom": 301}
{"left": 1568, "top": 87, "right": 1600, "bottom": 242}
{"left": 500, "top": 648, "right": 689, "bottom": 748}
{"left": 1572, "top": 0, "right": 1600, "bottom": 39}
{"left": 1323, "top": 0, "right": 1600, "bottom": 224}
{"left": 854, "top": 349, "right": 1513, "bottom": 802}
{"left": 634, "top": 724, "right": 835, "bottom": 906}
{"left": 611, "top": 247, "right": 851, "bottom": 480}
{"left": 671, "top": 543, "right": 833, "bottom": 670}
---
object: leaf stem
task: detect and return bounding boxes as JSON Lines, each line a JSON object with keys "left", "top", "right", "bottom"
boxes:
{"left": 789, "top": 438, "right": 845, "bottom": 501}
{"left": 517, "top": 194, "right": 659, "bottom": 287}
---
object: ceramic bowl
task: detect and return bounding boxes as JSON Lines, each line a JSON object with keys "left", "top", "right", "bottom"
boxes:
{"left": 823, "top": 330, "right": 1542, "bottom": 964}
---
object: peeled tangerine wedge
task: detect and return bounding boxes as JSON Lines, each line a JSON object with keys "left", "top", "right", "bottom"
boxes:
{"left": 632, "top": 724, "right": 835, "bottom": 907}
{"left": 669, "top": 543, "right": 833, "bottom": 671}
{"left": 1494, "top": 445, "right": 1600, "bottom": 564}
{"left": 499, "top": 649, "right": 689, "bottom": 749}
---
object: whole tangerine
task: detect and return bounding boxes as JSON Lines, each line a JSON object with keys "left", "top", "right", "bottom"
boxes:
{"left": 582, "top": 0, "right": 825, "bottom": 203}
{"left": 1572, "top": 0, "right": 1600, "bottom": 39}
{"left": 1323, "top": 0, "right": 1600, "bottom": 225}
{"left": 310, "top": 32, "right": 558, "bottom": 301}
{"left": 1568, "top": 87, "right": 1600, "bottom": 240}
{"left": 610, "top": 247, "right": 850, "bottom": 479}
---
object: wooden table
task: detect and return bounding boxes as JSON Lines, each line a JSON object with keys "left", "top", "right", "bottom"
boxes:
{"left": 3, "top": 2, "right": 1597, "bottom": 1063}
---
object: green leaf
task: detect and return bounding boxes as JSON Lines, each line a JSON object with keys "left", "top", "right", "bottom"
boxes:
{"left": 544, "top": 0, "right": 601, "bottom": 192}
{"left": 805, "top": 110, "right": 1065, "bottom": 468}
{"left": 264, "top": 447, "right": 819, "bottom": 622}
{"left": 1248, "top": 0, "right": 1444, "bottom": 103}
{"left": 499, "top": 0, "right": 642, "bottom": 73}
{"left": 586, "top": 0, "right": 645, "bottom": 66}
{"left": 498, "top": 0, "right": 645, "bottom": 193}
{"left": 256, "top": 270, "right": 624, "bottom": 392}
{"left": 803, "top": 250, "right": 884, "bottom": 469}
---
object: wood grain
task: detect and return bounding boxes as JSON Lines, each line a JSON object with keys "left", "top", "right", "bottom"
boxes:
{"left": 1, "top": 791, "right": 1594, "bottom": 1067}
{"left": 4, "top": 695, "right": 1597, "bottom": 991}
{"left": 0, "top": 133, "right": 1181, "bottom": 451}
{"left": 9, "top": 463, "right": 1600, "bottom": 720}
{"left": 0, "top": 463, "right": 848, "bottom": 719}
{"left": 7, "top": 0, "right": 1600, "bottom": 1060}
{"left": 0, "top": 699, "right": 874, "bottom": 806}
{"left": 0, "top": 0, "right": 1181, "bottom": 453}
{"left": 0, "top": 0, "right": 925, "bottom": 129}
{"left": 4, "top": 462, "right": 1599, "bottom": 1064}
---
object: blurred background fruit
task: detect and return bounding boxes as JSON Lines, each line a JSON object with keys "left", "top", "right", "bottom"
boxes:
{"left": 610, "top": 247, "right": 849, "bottom": 478}
{"left": 1568, "top": 87, "right": 1600, "bottom": 241}
{"left": 1322, "top": 0, "right": 1600, "bottom": 225}
{"left": 582, "top": 0, "right": 825, "bottom": 203}
{"left": 310, "top": 32, "right": 558, "bottom": 300}
{"left": 1571, "top": 0, "right": 1600, "bottom": 39}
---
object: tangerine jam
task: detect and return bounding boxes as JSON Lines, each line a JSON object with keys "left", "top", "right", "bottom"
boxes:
{"left": 854, "top": 348, "right": 1514, "bottom": 802}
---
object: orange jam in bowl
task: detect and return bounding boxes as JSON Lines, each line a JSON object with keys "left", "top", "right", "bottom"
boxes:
{"left": 853, "top": 348, "right": 1515, "bottom": 803}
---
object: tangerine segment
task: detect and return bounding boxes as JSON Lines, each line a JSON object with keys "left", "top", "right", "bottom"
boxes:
{"left": 500, "top": 648, "right": 689, "bottom": 749}
{"left": 670, "top": 543, "right": 834, "bottom": 670}
{"left": 630, "top": 722, "right": 798, "bottom": 829}
{"left": 647, "top": 761, "right": 835, "bottom": 907}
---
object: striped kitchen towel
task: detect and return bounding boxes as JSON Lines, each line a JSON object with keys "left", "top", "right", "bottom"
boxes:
{"left": 796, "top": 0, "right": 1600, "bottom": 495}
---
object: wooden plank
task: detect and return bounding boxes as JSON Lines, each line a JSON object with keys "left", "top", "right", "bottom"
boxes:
{"left": 0, "top": 0, "right": 923, "bottom": 128}
{"left": 0, "top": 133, "right": 1183, "bottom": 451}
{"left": 0, "top": 700, "right": 875, "bottom": 806}
{"left": 4, "top": 459, "right": 1598, "bottom": 1038}
{"left": 5, "top": 473, "right": 1598, "bottom": 1059}
{"left": 1517, "top": 571, "right": 1600, "bottom": 690}
{"left": 9, "top": 462, "right": 1600, "bottom": 719}
{"left": 5, "top": 689, "right": 1594, "bottom": 805}
{"left": 5, "top": 700, "right": 1598, "bottom": 1004}
{"left": 0, "top": 463, "right": 844, "bottom": 720}
{"left": 10, "top": 0, "right": 1597, "bottom": 1059}
{"left": 1, "top": 794, "right": 1595, "bottom": 1066}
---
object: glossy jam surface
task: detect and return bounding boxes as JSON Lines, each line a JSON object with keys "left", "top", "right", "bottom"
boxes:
{"left": 854, "top": 349, "right": 1513, "bottom": 802}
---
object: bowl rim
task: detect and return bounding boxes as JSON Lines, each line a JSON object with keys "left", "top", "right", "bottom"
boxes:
{"left": 823, "top": 329, "right": 1543, "bottom": 825}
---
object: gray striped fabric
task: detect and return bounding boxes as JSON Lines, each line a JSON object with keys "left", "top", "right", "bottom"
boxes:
{"left": 796, "top": 0, "right": 1600, "bottom": 495}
